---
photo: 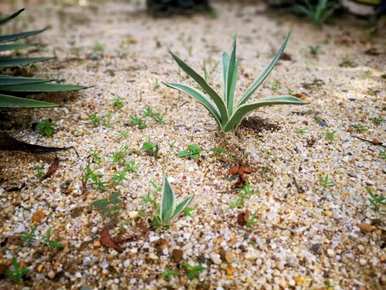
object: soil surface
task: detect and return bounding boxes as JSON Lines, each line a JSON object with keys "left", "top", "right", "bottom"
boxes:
{"left": 0, "top": 0, "right": 385, "bottom": 289}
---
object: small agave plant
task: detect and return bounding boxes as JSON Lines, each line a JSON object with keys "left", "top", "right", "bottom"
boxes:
{"left": 165, "top": 33, "right": 305, "bottom": 132}
{"left": 152, "top": 176, "right": 193, "bottom": 228}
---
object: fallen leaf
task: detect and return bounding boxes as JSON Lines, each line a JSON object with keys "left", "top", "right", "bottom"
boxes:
{"left": 229, "top": 165, "right": 254, "bottom": 187}
{"left": 280, "top": 52, "right": 292, "bottom": 61}
{"left": 100, "top": 227, "right": 122, "bottom": 252}
{"left": 358, "top": 223, "right": 376, "bottom": 234}
{"left": 364, "top": 47, "right": 380, "bottom": 56}
{"left": 32, "top": 209, "right": 46, "bottom": 224}
{"left": 171, "top": 248, "right": 183, "bottom": 263}
{"left": 153, "top": 238, "right": 169, "bottom": 255}
{"left": 42, "top": 157, "right": 59, "bottom": 180}
{"left": 237, "top": 210, "right": 250, "bottom": 227}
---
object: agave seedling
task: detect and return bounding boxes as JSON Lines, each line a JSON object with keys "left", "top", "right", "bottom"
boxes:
{"left": 165, "top": 33, "right": 304, "bottom": 133}
{"left": 152, "top": 176, "right": 193, "bottom": 228}
{"left": 293, "top": 0, "right": 338, "bottom": 26}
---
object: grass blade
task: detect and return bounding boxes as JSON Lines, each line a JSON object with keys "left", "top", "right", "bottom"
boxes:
{"left": 0, "top": 9, "right": 24, "bottom": 25}
{"left": 0, "top": 27, "right": 48, "bottom": 43}
{"left": 0, "top": 93, "right": 56, "bottom": 108}
{"left": 222, "top": 52, "right": 229, "bottom": 101}
{"left": 0, "top": 43, "right": 32, "bottom": 52}
{"left": 174, "top": 195, "right": 193, "bottom": 218}
{"left": 238, "top": 33, "right": 290, "bottom": 106}
{"left": 160, "top": 177, "right": 176, "bottom": 223}
{"left": 163, "top": 82, "right": 221, "bottom": 127}
{"left": 226, "top": 36, "right": 238, "bottom": 115}
{"left": 224, "top": 95, "right": 304, "bottom": 132}
{"left": 0, "top": 56, "right": 52, "bottom": 68}
{"left": 169, "top": 51, "right": 228, "bottom": 123}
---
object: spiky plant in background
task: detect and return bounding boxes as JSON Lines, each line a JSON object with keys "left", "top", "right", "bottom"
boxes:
{"left": 165, "top": 34, "right": 305, "bottom": 133}
{"left": 146, "top": 0, "right": 210, "bottom": 16}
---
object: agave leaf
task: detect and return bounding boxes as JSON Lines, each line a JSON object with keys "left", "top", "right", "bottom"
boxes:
{"left": 238, "top": 33, "right": 290, "bottom": 106}
{"left": 225, "top": 36, "right": 238, "bottom": 115}
{"left": 169, "top": 51, "right": 228, "bottom": 123}
{"left": 173, "top": 195, "right": 193, "bottom": 218}
{"left": 160, "top": 176, "right": 176, "bottom": 223}
{"left": 163, "top": 82, "right": 221, "bottom": 127}
{"left": 2, "top": 82, "right": 86, "bottom": 92}
{"left": 0, "top": 9, "right": 24, "bottom": 26}
{"left": 0, "top": 43, "right": 32, "bottom": 52}
{"left": 0, "top": 93, "right": 56, "bottom": 108}
{"left": 222, "top": 52, "right": 229, "bottom": 100}
{"left": 0, "top": 75, "right": 51, "bottom": 86}
{"left": 0, "top": 27, "right": 48, "bottom": 43}
{"left": 0, "top": 56, "right": 52, "bottom": 68}
{"left": 224, "top": 95, "right": 304, "bottom": 132}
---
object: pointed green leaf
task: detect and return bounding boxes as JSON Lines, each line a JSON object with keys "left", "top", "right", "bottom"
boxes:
{"left": 0, "top": 9, "right": 24, "bottom": 25}
{"left": 1, "top": 82, "right": 86, "bottom": 92}
{"left": 0, "top": 93, "right": 57, "bottom": 108}
{"left": 160, "top": 176, "right": 176, "bottom": 223}
{"left": 174, "top": 195, "right": 193, "bottom": 218}
{"left": 222, "top": 52, "right": 229, "bottom": 100}
{"left": 226, "top": 36, "right": 238, "bottom": 115}
{"left": 163, "top": 82, "right": 221, "bottom": 127}
{"left": 0, "top": 56, "right": 52, "bottom": 68}
{"left": 0, "top": 27, "right": 48, "bottom": 43}
{"left": 224, "top": 95, "right": 305, "bottom": 132}
{"left": 0, "top": 75, "right": 50, "bottom": 86}
{"left": 238, "top": 33, "right": 291, "bottom": 106}
{"left": 169, "top": 51, "right": 228, "bottom": 123}
{"left": 0, "top": 43, "right": 32, "bottom": 52}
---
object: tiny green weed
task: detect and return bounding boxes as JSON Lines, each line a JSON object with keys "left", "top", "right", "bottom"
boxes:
{"left": 89, "top": 113, "right": 101, "bottom": 127}
{"left": 42, "top": 228, "right": 64, "bottom": 250}
{"left": 5, "top": 257, "right": 29, "bottom": 283}
{"left": 296, "top": 128, "right": 308, "bottom": 136}
{"left": 112, "top": 97, "right": 124, "bottom": 110}
{"left": 230, "top": 183, "right": 257, "bottom": 209}
{"left": 111, "top": 145, "right": 129, "bottom": 165}
{"left": 93, "top": 192, "right": 122, "bottom": 219}
{"left": 143, "top": 106, "right": 165, "bottom": 124}
{"left": 90, "top": 150, "right": 102, "bottom": 165}
{"left": 130, "top": 115, "right": 147, "bottom": 129}
{"left": 20, "top": 226, "right": 37, "bottom": 246}
{"left": 161, "top": 268, "right": 178, "bottom": 281}
{"left": 324, "top": 129, "right": 336, "bottom": 142}
{"left": 293, "top": 0, "right": 338, "bottom": 26}
{"left": 370, "top": 116, "right": 383, "bottom": 126}
{"left": 368, "top": 188, "right": 386, "bottom": 212}
{"left": 125, "top": 160, "right": 138, "bottom": 173}
{"left": 34, "top": 164, "right": 45, "bottom": 179}
{"left": 351, "top": 123, "right": 368, "bottom": 133}
{"left": 309, "top": 45, "right": 321, "bottom": 57}
{"left": 84, "top": 165, "right": 106, "bottom": 192}
{"left": 182, "top": 263, "right": 205, "bottom": 280}
{"left": 319, "top": 174, "right": 334, "bottom": 189}
{"left": 380, "top": 150, "right": 386, "bottom": 161}
{"left": 142, "top": 140, "right": 159, "bottom": 158}
{"left": 178, "top": 144, "right": 201, "bottom": 160}
{"left": 112, "top": 169, "right": 128, "bottom": 184}
{"left": 36, "top": 119, "right": 55, "bottom": 137}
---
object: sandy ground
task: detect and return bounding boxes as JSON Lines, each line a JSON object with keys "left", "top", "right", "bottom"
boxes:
{"left": 0, "top": 0, "right": 386, "bottom": 289}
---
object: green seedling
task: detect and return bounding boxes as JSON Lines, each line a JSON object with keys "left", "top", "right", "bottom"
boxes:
{"left": 5, "top": 257, "right": 29, "bottom": 283}
{"left": 230, "top": 183, "right": 257, "bottom": 209}
{"left": 102, "top": 112, "right": 112, "bottom": 128}
{"left": 296, "top": 128, "right": 308, "bottom": 136}
{"left": 142, "top": 141, "right": 159, "bottom": 158}
{"left": 271, "top": 79, "right": 281, "bottom": 93}
{"left": 370, "top": 116, "right": 383, "bottom": 126}
{"left": 112, "top": 169, "right": 128, "bottom": 185}
{"left": 90, "top": 150, "right": 102, "bottom": 165}
{"left": 36, "top": 119, "right": 55, "bottom": 137}
{"left": 293, "top": 0, "right": 338, "bottom": 26}
{"left": 113, "top": 97, "right": 124, "bottom": 110}
{"left": 93, "top": 192, "right": 122, "bottom": 219}
{"left": 368, "top": 188, "right": 386, "bottom": 212}
{"left": 380, "top": 150, "right": 386, "bottom": 161}
{"left": 130, "top": 115, "right": 147, "bottom": 129}
{"left": 324, "top": 129, "right": 336, "bottom": 142}
{"left": 319, "top": 174, "right": 334, "bottom": 189}
{"left": 125, "top": 160, "right": 138, "bottom": 173}
{"left": 34, "top": 164, "right": 45, "bottom": 178}
{"left": 143, "top": 106, "right": 165, "bottom": 124}
{"left": 309, "top": 45, "right": 321, "bottom": 57}
{"left": 183, "top": 207, "right": 194, "bottom": 217}
{"left": 178, "top": 144, "right": 201, "bottom": 159}
{"left": 152, "top": 176, "right": 193, "bottom": 229}
{"left": 165, "top": 34, "right": 304, "bottom": 132}
{"left": 89, "top": 113, "right": 101, "bottom": 127}
{"left": 112, "top": 145, "right": 129, "bottom": 165}
{"left": 351, "top": 123, "right": 368, "bottom": 133}
{"left": 182, "top": 263, "right": 205, "bottom": 280}
{"left": 161, "top": 268, "right": 178, "bottom": 281}
{"left": 20, "top": 226, "right": 37, "bottom": 246}
{"left": 84, "top": 165, "right": 106, "bottom": 192}
{"left": 42, "top": 228, "right": 64, "bottom": 250}
{"left": 211, "top": 146, "right": 226, "bottom": 155}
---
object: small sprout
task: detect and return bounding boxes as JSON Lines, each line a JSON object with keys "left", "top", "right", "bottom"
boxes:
{"left": 161, "top": 268, "right": 178, "bottom": 281}
{"left": 324, "top": 129, "right": 336, "bottom": 142}
{"left": 112, "top": 169, "right": 128, "bottom": 184}
{"left": 319, "top": 174, "right": 334, "bottom": 189}
{"left": 125, "top": 160, "right": 138, "bottom": 173}
{"left": 118, "top": 130, "right": 129, "bottom": 139}
{"left": 93, "top": 192, "right": 122, "bottom": 219}
{"left": 271, "top": 79, "right": 281, "bottom": 93}
{"left": 20, "top": 226, "right": 37, "bottom": 246}
{"left": 230, "top": 183, "right": 257, "bottom": 209}
{"left": 142, "top": 140, "right": 159, "bottom": 158}
{"left": 143, "top": 106, "right": 165, "bottom": 124}
{"left": 89, "top": 113, "right": 101, "bottom": 127}
{"left": 5, "top": 257, "right": 29, "bottom": 283}
{"left": 211, "top": 146, "right": 226, "bottom": 155}
{"left": 367, "top": 187, "right": 386, "bottom": 212}
{"left": 34, "top": 164, "right": 45, "bottom": 178}
{"left": 380, "top": 150, "right": 386, "bottom": 161}
{"left": 130, "top": 115, "right": 147, "bottom": 129}
{"left": 93, "top": 41, "right": 105, "bottom": 54}
{"left": 370, "top": 116, "right": 383, "bottom": 126}
{"left": 152, "top": 177, "right": 193, "bottom": 229}
{"left": 112, "top": 97, "right": 124, "bottom": 110}
{"left": 309, "top": 45, "right": 321, "bottom": 57}
{"left": 246, "top": 211, "right": 258, "bottom": 228}
{"left": 183, "top": 207, "right": 194, "bottom": 217}
{"left": 351, "top": 123, "right": 368, "bottom": 133}
{"left": 178, "top": 144, "right": 201, "bottom": 160}
{"left": 42, "top": 228, "right": 64, "bottom": 250}
{"left": 102, "top": 112, "right": 113, "bottom": 128}
{"left": 112, "top": 145, "right": 129, "bottom": 165}
{"left": 36, "top": 119, "right": 55, "bottom": 137}
{"left": 182, "top": 263, "right": 205, "bottom": 280}
{"left": 84, "top": 165, "right": 106, "bottom": 192}
{"left": 293, "top": 0, "right": 338, "bottom": 26}
{"left": 90, "top": 150, "right": 102, "bottom": 165}
{"left": 296, "top": 128, "right": 308, "bottom": 136}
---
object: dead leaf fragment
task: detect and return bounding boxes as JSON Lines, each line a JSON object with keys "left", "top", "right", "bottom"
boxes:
{"left": 237, "top": 210, "right": 250, "bottom": 227}
{"left": 42, "top": 157, "right": 59, "bottom": 180}
{"left": 171, "top": 248, "right": 183, "bottom": 263}
{"left": 32, "top": 209, "right": 46, "bottom": 224}
{"left": 100, "top": 227, "right": 122, "bottom": 252}
{"left": 229, "top": 165, "right": 254, "bottom": 187}
{"left": 154, "top": 238, "right": 169, "bottom": 255}
{"left": 358, "top": 223, "right": 376, "bottom": 234}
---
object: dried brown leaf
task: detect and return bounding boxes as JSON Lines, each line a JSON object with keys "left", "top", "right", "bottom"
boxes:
{"left": 42, "top": 157, "right": 59, "bottom": 180}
